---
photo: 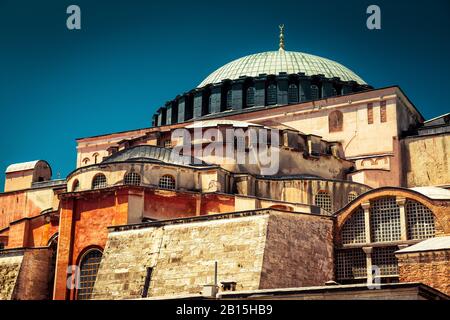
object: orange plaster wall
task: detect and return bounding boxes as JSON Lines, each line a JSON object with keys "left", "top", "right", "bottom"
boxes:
{"left": 200, "top": 193, "right": 235, "bottom": 214}
{"left": 143, "top": 189, "right": 199, "bottom": 219}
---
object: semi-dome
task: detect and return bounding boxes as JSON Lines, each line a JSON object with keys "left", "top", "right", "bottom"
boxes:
{"left": 198, "top": 50, "right": 366, "bottom": 88}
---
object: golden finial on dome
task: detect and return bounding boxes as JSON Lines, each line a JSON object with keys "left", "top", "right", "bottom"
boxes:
{"left": 279, "top": 24, "right": 285, "bottom": 51}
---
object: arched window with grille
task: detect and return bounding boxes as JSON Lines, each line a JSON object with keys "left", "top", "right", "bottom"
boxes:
{"left": 159, "top": 175, "right": 175, "bottom": 190}
{"left": 92, "top": 174, "right": 107, "bottom": 190}
{"left": 124, "top": 172, "right": 141, "bottom": 186}
{"left": 406, "top": 200, "right": 435, "bottom": 240}
{"left": 348, "top": 192, "right": 358, "bottom": 203}
{"left": 328, "top": 110, "right": 343, "bottom": 133}
{"left": 288, "top": 84, "right": 299, "bottom": 104}
{"left": 246, "top": 87, "right": 255, "bottom": 107}
{"left": 370, "top": 197, "right": 401, "bottom": 242}
{"left": 77, "top": 249, "right": 103, "bottom": 300}
{"left": 267, "top": 84, "right": 277, "bottom": 105}
{"left": 314, "top": 191, "right": 332, "bottom": 212}
{"left": 72, "top": 179, "right": 80, "bottom": 192}
{"left": 310, "top": 85, "right": 319, "bottom": 100}
{"left": 341, "top": 207, "right": 366, "bottom": 244}
{"left": 226, "top": 90, "right": 233, "bottom": 109}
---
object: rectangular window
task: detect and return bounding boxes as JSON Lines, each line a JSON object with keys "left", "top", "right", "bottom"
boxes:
{"left": 367, "top": 103, "right": 373, "bottom": 124}
{"left": 142, "top": 267, "right": 153, "bottom": 298}
{"left": 380, "top": 101, "right": 387, "bottom": 122}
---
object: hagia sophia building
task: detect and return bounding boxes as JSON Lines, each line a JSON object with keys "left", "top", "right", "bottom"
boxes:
{"left": 0, "top": 26, "right": 449, "bottom": 300}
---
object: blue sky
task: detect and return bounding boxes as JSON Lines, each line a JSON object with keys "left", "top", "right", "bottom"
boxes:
{"left": 0, "top": 0, "right": 449, "bottom": 186}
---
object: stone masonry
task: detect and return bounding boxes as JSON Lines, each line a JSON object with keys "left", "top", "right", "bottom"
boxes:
{"left": 92, "top": 209, "right": 334, "bottom": 299}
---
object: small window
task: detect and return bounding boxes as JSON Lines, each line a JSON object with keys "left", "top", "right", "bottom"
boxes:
{"left": 328, "top": 110, "right": 343, "bottom": 133}
{"left": 348, "top": 192, "right": 358, "bottom": 203}
{"left": 0, "top": 243, "right": 4, "bottom": 250}
{"left": 310, "top": 85, "right": 319, "bottom": 100}
{"left": 82, "top": 158, "right": 90, "bottom": 165}
{"left": 267, "top": 84, "right": 277, "bottom": 105}
{"left": 159, "top": 175, "right": 175, "bottom": 190}
{"left": 164, "top": 140, "right": 172, "bottom": 148}
{"left": 367, "top": 103, "right": 374, "bottom": 124}
{"left": 77, "top": 249, "right": 103, "bottom": 300}
{"left": 380, "top": 101, "right": 387, "bottom": 122}
{"left": 72, "top": 179, "right": 80, "bottom": 192}
{"left": 124, "top": 172, "right": 141, "bottom": 186}
{"left": 226, "top": 90, "right": 233, "bottom": 109}
{"left": 92, "top": 174, "right": 107, "bottom": 190}
{"left": 208, "top": 95, "right": 213, "bottom": 113}
{"left": 314, "top": 191, "right": 332, "bottom": 212}
{"left": 288, "top": 84, "right": 299, "bottom": 104}
{"left": 246, "top": 87, "right": 255, "bottom": 107}
{"left": 93, "top": 153, "right": 99, "bottom": 164}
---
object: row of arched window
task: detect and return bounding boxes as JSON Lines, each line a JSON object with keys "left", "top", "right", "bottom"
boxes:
{"left": 220, "top": 84, "right": 321, "bottom": 111}
{"left": 71, "top": 173, "right": 176, "bottom": 191}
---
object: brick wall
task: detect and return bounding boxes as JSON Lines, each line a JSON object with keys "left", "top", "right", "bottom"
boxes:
{"left": 397, "top": 249, "right": 450, "bottom": 296}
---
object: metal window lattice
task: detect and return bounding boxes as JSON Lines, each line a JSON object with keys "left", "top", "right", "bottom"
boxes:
{"left": 246, "top": 87, "right": 255, "bottom": 106}
{"left": 406, "top": 200, "right": 435, "bottom": 240}
{"left": 288, "top": 84, "right": 299, "bottom": 104}
{"left": 314, "top": 191, "right": 332, "bottom": 212}
{"left": 310, "top": 85, "right": 319, "bottom": 100}
{"left": 92, "top": 174, "right": 107, "bottom": 189}
{"left": 336, "top": 249, "right": 367, "bottom": 280}
{"left": 159, "top": 175, "right": 175, "bottom": 190}
{"left": 77, "top": 250, "right": 102, "bottom": 300}
{"left": 372, "top": 247, "right": 398, "bottom": 276}
{"left": 267, "top": 84, "right": 277, "bottom": 105}
{"left": 348, "top": 192, "right": 358, "bottom": 203}
{"left": 370, "top": 197, "right": 401, "bottom": 242}
{"left": 124, "top": 172, "right": 141, "bottom": 186}
{"left": 342, "top": 207, "right": 366, "bottom": 244}
{"left": 226, "top": 90, "right": 232, "bottom": 109}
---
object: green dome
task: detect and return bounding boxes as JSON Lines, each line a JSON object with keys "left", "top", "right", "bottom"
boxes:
{"left": 198, "top": 50, "right": 366, "bottom": 87}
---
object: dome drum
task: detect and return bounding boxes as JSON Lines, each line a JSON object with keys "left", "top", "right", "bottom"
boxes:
{"left": 152, "top": 72, "right": 371, "bottom": 127}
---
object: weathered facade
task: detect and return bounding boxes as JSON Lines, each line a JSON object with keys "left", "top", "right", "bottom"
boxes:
{"left": 0, "top": 29, "right": 449, "bottom": 300}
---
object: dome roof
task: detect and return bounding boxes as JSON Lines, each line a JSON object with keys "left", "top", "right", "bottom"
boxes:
{"left": 198, "top": 50, "right": 366, "bottom": 88}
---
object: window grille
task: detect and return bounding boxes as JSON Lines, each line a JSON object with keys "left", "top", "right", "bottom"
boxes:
{"left": 164, "top": 140, "right": 172, "bottom": 148}
{"left": 310, "top": 85, "right": 319, "bottom": 100}
{"left": 367, "top": 103, "right": 374, "bottom": 124}
{"left": 288, "top": 84, "right": 299, "bottom": 104}
{"left": 406, "top": 200, "right": 435, "bottom": 240}
{"left": 124, "top": 172, "right": 141, "bottom": 186}
{"left": 77, "top": 249, "right": 102, "bottom": 300}
{"left": 314, "top": 191, "right": 332, "bottom": 212}
{"left": 342, "top": 207, "right": 366, "bottom": 244}
{"left": 159, "top": 175, "right": 175, "bottom": 190}
{"left": 92, "top": 174, "right": 107, "bottom": 190}
{"left": 380, "top": 101, "right": 387, "bottom": 122}
{"left": 267, "top": 84, "right": 277, "bottom": 105}
{"left": 226, "top": 90, "right": 233, "bottom": 109}
{"left": 335, "top": 249, "right": 367, "bottom": 280}
{"left": 246, "top": 87, "right": 255, "bottom": 107}
{"left": 348, "top": 192, "right": 358, "bottom": 203}
{"left": 372, "top": 247, "right": 398, "bottom": 276}
{"left": 370, "top": 197, "right": 401, "bottom": 242}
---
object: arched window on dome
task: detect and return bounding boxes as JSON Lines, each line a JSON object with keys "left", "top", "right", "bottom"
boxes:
{"left": 124, "top": 172, "right": 141, "bottom": 186}
{"left": 314, "top": 190, "right": 332, "bottom": 212}
{"left": 226, "top": 90, "right": 233, "bottom": 110}
{"left": 267, "top": 84, "right": 277, "bottom": 105}
{"left": 310, "top": 85, "right": 319, "bottom": 100}
{"left": 159, "top": 175, "right": 175, "bottom": 190}
{"left": 208, "top": 95, "right": 213, "bottom": 114}
{"left": 72, "top": 179, "right": 80, "bottom": 192}
{"left": 92, "top": 174, "right": 107, "bottom": 190}
{"left": 246, "top": 87, "right": 255, "bottom": 107}
{"left": 77, "top": 248, "right": 103, "bottom": 300}
{"left": 288, "top": 84, "right": 299, "bottom": 104}
{"left": 328, "top": 110, "right": 343, "bottom": 133}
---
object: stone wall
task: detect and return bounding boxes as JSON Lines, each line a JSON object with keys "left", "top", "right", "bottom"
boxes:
{"left": 397, "top": 249, "right": 450, "bottom": 296}
{"left": 92, "top": 210, "right": 334, "bottom": 299}
{"left": 0, "top": 248, "right": 53, "bottom": 300}
{"left": 259, "top": 213, "right": 334, "bottom": 288}
{"left": 0, "top": 251, "right": 23, "bottom": 300}
{"left": 403, "top": 134, "right": 450, "bottom": 187}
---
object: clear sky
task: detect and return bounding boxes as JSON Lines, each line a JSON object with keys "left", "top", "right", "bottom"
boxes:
{"left": 0, "top": 0, "right": 449, "bottom": 187}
